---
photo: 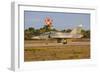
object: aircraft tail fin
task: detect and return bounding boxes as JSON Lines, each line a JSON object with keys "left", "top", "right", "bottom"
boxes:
{"left": 70, "top": 24, "right": 83, "bottom": 34}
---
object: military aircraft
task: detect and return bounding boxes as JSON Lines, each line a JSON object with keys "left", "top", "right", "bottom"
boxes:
{"left": 31, "top": 24, "right": 83, "bottom": 44}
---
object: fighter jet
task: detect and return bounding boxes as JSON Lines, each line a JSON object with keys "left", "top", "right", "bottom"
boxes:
{"left": 31, "top": 24, "right": 83, "bottom": 44}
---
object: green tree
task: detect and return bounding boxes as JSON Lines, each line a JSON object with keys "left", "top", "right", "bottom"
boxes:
{"left": 81, "top": 30, "right": 90, "bottom": 38}
{"left": 61, "top": 29, "right": 66, "bottom": 32}
{"left": 28, "top": 27, "right": 35, "bottom": 34}
{"left": 24, "top": 29, "right": 33, "bottom": 40}
{"left": 34, "top": 29, "right": 41, "bottom": 36}
{"left": 24, "top": 27, "right": 35, "bottom": 40}
{"left": 51, "top": 28, "right": 57, "bottom": 31}
{"left": 66, "top": 29, "right": 72, "bottom": 33}
{"left": 61, "top": 29, "right": 72, "bottom": 33}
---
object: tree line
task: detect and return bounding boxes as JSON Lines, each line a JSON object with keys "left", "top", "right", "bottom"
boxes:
{"left": 24, "top": 25, "right": 90, "bottom": 40}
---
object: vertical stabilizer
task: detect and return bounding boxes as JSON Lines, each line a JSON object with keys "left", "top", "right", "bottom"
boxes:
{"left": 70, "top": 24, "right": 83, "bottom": 34}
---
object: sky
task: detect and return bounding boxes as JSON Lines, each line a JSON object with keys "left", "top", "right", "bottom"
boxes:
{"left": 24, "top": 11, "right": 90, "bottom": 30}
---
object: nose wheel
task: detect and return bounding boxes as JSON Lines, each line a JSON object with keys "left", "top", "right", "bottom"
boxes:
{"left": 62, "top": 39, "right": 67, "bottom": 44}
{"left": 57, "top": 39, "right": 67, "bottom": 44}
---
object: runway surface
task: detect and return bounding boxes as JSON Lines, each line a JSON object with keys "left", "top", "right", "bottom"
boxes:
{"left": 24, "top": 40, "right": 90, "bottom": 61}
{"left": 24, "top": 40, "right": 90, "bottom": 49}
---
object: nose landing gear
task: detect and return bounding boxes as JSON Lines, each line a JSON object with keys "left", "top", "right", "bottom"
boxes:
{"left": 57, "top": 39, "right": 67, "bottom": 44}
